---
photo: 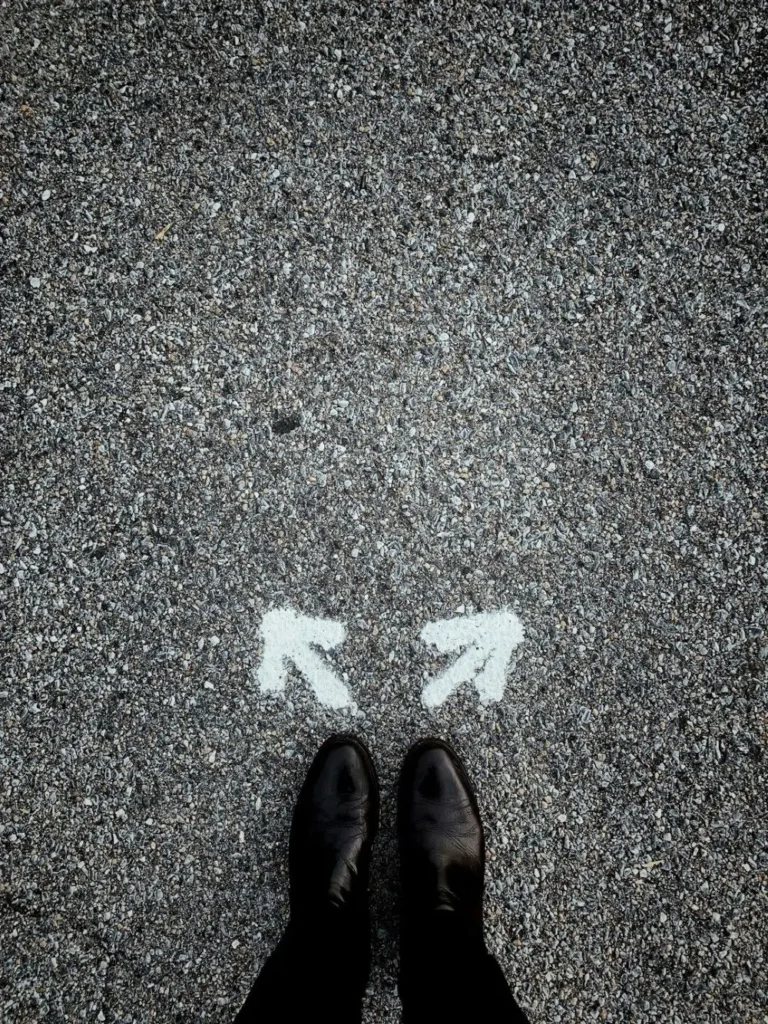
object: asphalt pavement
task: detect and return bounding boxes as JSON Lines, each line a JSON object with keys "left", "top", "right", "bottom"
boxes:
{"left": 1, "top": 2, "right": 767, "bottom": 1021}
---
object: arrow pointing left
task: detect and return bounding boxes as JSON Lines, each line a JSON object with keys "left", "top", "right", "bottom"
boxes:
{"left": 257, "top": 608, "right": 352, "bottom": 709}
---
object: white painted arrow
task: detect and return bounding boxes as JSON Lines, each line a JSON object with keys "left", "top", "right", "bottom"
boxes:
{"left": 420, "top": 610, "right": 525, "bottom": 708}
{"left": 257, "top": 608, "right": 352, "bottom": 710}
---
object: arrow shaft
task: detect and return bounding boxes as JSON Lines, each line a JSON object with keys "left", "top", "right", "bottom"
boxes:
{"left": 422, "top": 643, "right": 489, "bottom": 708}
{"left": 292, "top": 646, "right": 351, "bottom": 710}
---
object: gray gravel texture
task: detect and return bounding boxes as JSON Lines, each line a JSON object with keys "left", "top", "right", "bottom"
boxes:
{"left": 2, "top": 1, "right": 768, "bottom": 1021}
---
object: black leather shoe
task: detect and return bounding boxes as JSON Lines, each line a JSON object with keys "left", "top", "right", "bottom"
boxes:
{"left": 398, "top": 738, "right": 485, "bottom": 936}
{"left": 289, "top": 734, "right": 379, "bottom": 919}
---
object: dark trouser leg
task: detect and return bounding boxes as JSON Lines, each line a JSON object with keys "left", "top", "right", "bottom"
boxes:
{"left": 399, "top": 911, "right": 530, "bottom": 1024}
{"left": 234, "top": 910, "right": 370, "bottom": 1024}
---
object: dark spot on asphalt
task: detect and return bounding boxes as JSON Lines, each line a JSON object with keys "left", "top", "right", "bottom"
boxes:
{"left": 272, "top": 413, "right": 301, "bottom": 436}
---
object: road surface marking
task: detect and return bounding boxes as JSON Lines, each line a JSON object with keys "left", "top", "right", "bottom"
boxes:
{"left": 257, "top": 607, "right": 352, "bottom": 709}
{"left": 420, "top": 610, "right": 525, "bottom": 708}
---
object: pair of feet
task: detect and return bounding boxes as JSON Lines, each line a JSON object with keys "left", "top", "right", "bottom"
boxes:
{"left": 236, "top": 734, "right": 530, "bottom": 1023}
{"left": 290, "top": 733, "right": 484, "bottom": 934}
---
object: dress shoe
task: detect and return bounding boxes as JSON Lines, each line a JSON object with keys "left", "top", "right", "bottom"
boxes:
{"left": 289, "top": 733, "right": 379, "bottom": 919}
{"left": 398, "top": 738, "right": 485, "bottom": 936}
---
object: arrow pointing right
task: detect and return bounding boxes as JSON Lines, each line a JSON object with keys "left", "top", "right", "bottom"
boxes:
{"left": 257, "top": 607, "right": 352, "bottom": 709}
{"left": 420, "top": 610, "right": 525, "bottom": 708}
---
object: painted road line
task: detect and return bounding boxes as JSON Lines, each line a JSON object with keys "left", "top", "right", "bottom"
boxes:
{"left": 420, "top": 610, "right": 525, "bottom": 708}
{"left": 257, "top": 607, "right": 352, "bottom": 709}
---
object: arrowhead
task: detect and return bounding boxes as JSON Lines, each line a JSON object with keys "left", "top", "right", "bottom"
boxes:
{"left": 257, "top": 608, "right": 352, "bottom": 709}
{"left": 420, "top": 610, "right": 524, "bottom": 708}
